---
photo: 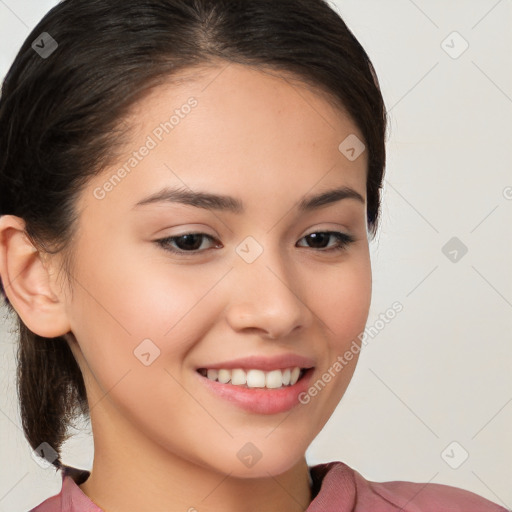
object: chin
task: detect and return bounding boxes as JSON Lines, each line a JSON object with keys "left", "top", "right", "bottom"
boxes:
{"left": 197, "top": 436, "right": 309, "bottom": 480}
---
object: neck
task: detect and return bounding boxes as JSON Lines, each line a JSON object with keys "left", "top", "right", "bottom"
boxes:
{"left": 79, "top": 403, "right": 312, "bottom": 512}
{"left": 80, "top": 452, "right": 312, "bottom": 512}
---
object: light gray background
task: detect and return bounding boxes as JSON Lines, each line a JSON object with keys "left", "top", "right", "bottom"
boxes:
{"left": 1, "top": 1, "right": 511, "bottom": 510}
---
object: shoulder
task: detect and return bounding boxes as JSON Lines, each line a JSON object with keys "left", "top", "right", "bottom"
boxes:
{"left": 29, "top": 466, "right": 101, "bottom": 512}
{"left": 308, "top": 461, "right": 508, "bottom": 512}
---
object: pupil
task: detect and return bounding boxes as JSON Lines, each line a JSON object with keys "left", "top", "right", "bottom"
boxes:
{"left": 307, "top": 233, "right": 328, "bottom": 248}
{"left": 177, "top": 234, "right": 202, "bottom": 251}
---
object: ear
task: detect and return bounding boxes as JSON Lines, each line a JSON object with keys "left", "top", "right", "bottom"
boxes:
{"left": 0, "top": 215, "right": 71, "bottom": 338}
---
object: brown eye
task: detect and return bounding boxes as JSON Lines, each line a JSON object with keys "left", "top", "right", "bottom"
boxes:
{"left": 297, "top": 231, "right": 355, "bottom": 252}
{"left": 156, "top": 233, "right": 221, "bottom": 254}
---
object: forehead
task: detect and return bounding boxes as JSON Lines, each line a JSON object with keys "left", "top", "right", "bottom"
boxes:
{"left": 81, "top": 62, "right": 367, "bottom": 217}
{"left": 125, "top": 61, "right": 364, "bottom": 151}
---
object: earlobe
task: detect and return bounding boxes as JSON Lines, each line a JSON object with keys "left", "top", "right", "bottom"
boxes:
{"left": 0, "top": 215, "right": 71, "bottom": 338}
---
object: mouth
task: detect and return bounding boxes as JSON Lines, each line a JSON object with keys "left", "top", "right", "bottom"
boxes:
{"left": 196, "top": 366, "right": 311, "bottom": 390}
{"left": 195, "top": 365, "right": 316, "bottom": 414}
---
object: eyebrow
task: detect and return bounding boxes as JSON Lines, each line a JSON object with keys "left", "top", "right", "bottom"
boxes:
{"left": 133, "top": 185, "right": 365, "bottom": 213}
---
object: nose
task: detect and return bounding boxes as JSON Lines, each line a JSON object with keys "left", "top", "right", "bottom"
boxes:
{"left": 224, "top": 249, "right": 313, "bottom": 340}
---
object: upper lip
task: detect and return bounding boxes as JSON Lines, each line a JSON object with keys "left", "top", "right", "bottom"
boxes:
{"left": 197, "top": 354, "right": 315, "bottom": 372}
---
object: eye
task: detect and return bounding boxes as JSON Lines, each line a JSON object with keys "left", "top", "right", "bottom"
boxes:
{"left": 297, "top": 231, "right": 356, "bottom": 252}
{"left": 155, "top": 230, "right": 355, "bottom": 255}
{"left": 155, "top": 233, "right": 221, "bottom": 255}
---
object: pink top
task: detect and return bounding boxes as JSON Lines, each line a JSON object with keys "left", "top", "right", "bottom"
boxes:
{"left": 30, "top": 462, "right": 507, "bottom": 511}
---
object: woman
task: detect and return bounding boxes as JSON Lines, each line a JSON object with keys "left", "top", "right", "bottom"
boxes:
{"left": 0, "top": 0, "right": 506, "bottom": 510}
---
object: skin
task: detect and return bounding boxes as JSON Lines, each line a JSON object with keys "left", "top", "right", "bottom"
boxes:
{"left": 0, "top": 62, "right": 372, "bottom": 512}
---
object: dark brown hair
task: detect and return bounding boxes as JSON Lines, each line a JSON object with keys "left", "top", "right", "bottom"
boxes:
{"left": 0, "top": 0, "right": 387, "bottom": 470}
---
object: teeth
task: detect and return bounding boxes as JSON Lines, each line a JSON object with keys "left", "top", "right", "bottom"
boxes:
{"left": 217, "top": 369, "right": 231, "bottom": 384}
{"left": 207, "top": 369, "right": 218, "bottom": 381}
{"left": 247, "top": 369, "right": 266, "bottom": 388}
{"left": 231, "top": 369, "right": 247, "bottom": 385}
{"left": 290, "top": 367, "right": 300, "bottom": 385}
{"left": 265, "top": 369, "right": 283, "bottom": 389}
{"left": 200, "top": 366, "right": 305, "bottom": 389}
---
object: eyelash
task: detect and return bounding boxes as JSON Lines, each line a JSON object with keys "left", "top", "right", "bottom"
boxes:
{"left": 155, "top": 231, "right": 356, "bottom": 256}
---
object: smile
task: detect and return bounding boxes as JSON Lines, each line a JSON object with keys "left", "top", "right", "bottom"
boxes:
{"left": 197, "top": 366, "right": 306, "bottom": 389}
{"left": 196, "top": 366, "right": 315, "bottom": 414}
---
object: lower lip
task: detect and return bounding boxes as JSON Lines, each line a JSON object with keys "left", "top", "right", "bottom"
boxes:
{"left": 196, "top": 368, "right": 314, "bottom": 415}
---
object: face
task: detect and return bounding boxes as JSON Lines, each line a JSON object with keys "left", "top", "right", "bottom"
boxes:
{"left": 61, "top": 62, "right": 372, "bottom": 478}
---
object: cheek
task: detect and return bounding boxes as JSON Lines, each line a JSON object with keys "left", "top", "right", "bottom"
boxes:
{"left": 311, "top": 253, "right": 371, "bottom": 397}
{"left": 65, "top": 244, "right": 226, "bottom": 393}
{"left": 72, "top": 238, "right": 224, "bottom": 335}
{"left": 65, "top": 257, "right": 217, "bottom": 448}
{"left": 288, "top": 255, "right": 371, "bottom": 434}
{"left": 319, "top": 254, "right": 372, "bottom": 346}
